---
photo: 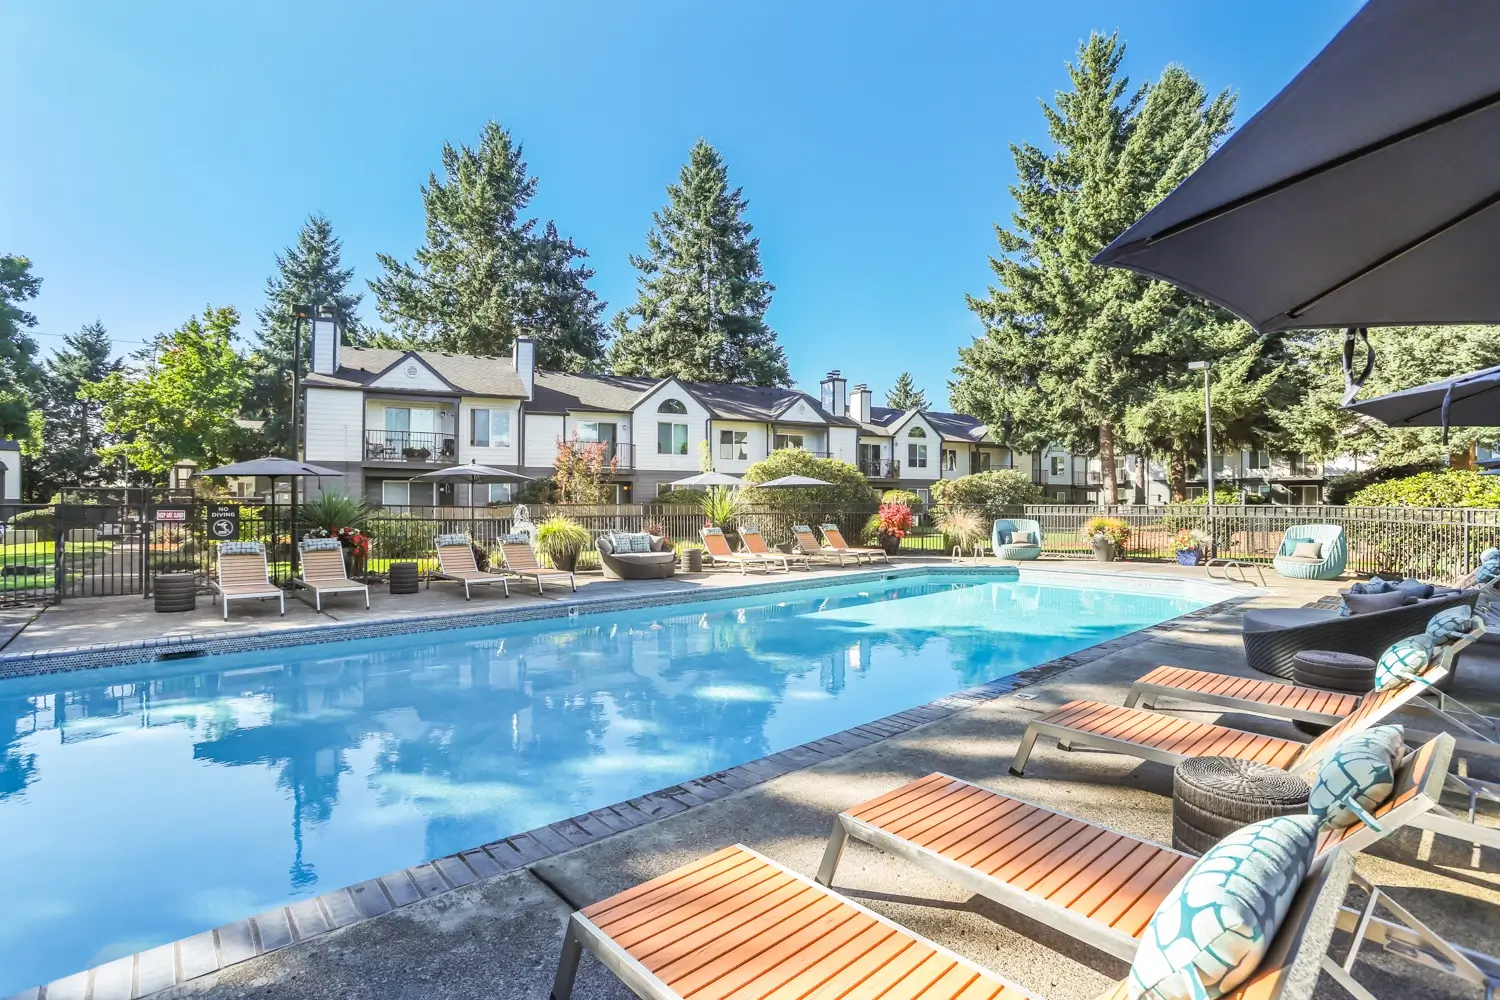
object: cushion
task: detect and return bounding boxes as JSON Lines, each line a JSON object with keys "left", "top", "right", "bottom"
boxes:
{"left": 1342, "top": 590, "right": 1411, "bottom": 615}
{"left": 435, "top": 533, "right": 471, "bottom": 547}
{"left": 1307, "top": 726, "right": 1403, "bottom": 829}
{"left": 648, "top": 534, "right": 666, "bottom": 551}
{"left": 219, "top": 541, "right": 264, "bottom": 555}
{"left": 595, "top": 536, "right": 616, "bottom": 556}
{"left": 1393, "top": 578, "right": 1435, "bottom": 600}
{"left": 611, "top": 532, "right": 652, "bottom": 554}
{"left": 994, "top": 529, "right": 1011, "bottom": 545}
{"left": 1426, "top": 606, "right": 1476, "bottom": 644}
{"left": 1129, "top": 814, "right": 1321, "bottom": 1000}
{"left": 300, "top": 537, "right": 343, "bottom": 552}
{"left": 1291, "top": 541, "right": 1323, "bottom": 560}
{"left": 1011, "top": 530, "right": 1034, "bottom": 544}
{"left": 1374, "top": 634, "right": 1436, "bottom": 691}
{"left": 1347, "top": 578, "right": 1395, "bottom": 595}
{"left": 1477, "top": 560, "right": 1500, "bottom": 584}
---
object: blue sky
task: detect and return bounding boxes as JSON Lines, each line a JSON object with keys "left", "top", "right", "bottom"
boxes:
{"left": 3, "top": 1, "right": 1362, "bottom": 408}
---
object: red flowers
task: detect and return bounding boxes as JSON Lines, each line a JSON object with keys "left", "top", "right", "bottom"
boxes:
{"left": 878, "top": 502, "right": 912, "bottom": 540}
{"left": 335, "top": 526, "right": 370, "bottom": 558}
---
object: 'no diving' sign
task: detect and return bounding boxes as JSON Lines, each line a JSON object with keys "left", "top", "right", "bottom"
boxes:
{"left": 207, "top": 504, "right": 241, "bottom": 541}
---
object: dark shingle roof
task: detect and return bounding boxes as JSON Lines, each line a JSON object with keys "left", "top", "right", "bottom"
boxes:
{"left": 866, "top": 406, "right": 994, "bottom": 443}
{"left": 303, "top": 347, "right": 529, "bottom": 397}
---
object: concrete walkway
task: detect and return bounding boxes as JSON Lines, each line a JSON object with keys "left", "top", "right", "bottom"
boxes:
{"left": 63, "top": 561, "right": 1487, "bottom": 1000}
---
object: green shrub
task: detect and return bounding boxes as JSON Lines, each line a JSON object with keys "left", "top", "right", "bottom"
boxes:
{"left": 929, "top": 470, "right": 1042, "bottom": 516}
{"left": 741, "top": 451, "right": 874, "bottom": 507}
{"left": 656, "top": 488, "right": 708, "bottom": 506}
{"left": 513, "top": 476, "right": 557, "bottom": 505}
{"left": 298, "top": 489, "right": 372, "bottom": 535}
{"left": 1348, "top": 468, "right": 1500, "bottom": 508}
{"left": 1326, "top": 461, "right": 1442, "bottom": 505}
{"left": 535, "top": 515, "right": 591, "bottom": 568}
{"left": 367, "top": 511, "right": 441, "bottom": 558}
{"left": 881, "top": 488, "right": 922, "bottom": 508}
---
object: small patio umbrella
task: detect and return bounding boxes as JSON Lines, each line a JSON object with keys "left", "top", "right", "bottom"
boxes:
{"left": 409, "top": 462, "right": 533, "bottom": 539}
{"left": 750, "top": 475, "right": 835, "bottom": 488}
{"left": 668, "top": 472, "right": 745, "bottom": 488}
{"left": 197, "top": 457, "right": 345, "bottom": 576}
{"left": 1093, "top": 0, "right": 1500, "bottom": 334}
{"left": 1344, "top": 363, "right": 1500, "bottom": 433}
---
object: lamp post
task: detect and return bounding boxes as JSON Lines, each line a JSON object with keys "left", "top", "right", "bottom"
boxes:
{"left": 289, "top": 304, "right": 313, "bottom": 573}
{"left": 1188, "top": 360, "right": 1214, "bottom": 556}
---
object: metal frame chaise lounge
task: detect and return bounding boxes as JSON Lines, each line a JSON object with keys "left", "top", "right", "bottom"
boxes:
{"left": 698, "top": 527, "right": 775, "bottom": 573}
{"left": 816, "top": 736, "right": 1491, "bottom": 998}
{"left": 212, "top": 541, "right": 285, "bottom": 620}
{"left": 553, "top": 840, "right": 1360, "bottom": 1000}
{"left": 429, "top": 533, "right": 510, "bottom": 600}
{"left": 290, "top": 537, "right": 370, "bottom": 611}
{"left": 738, "top": 525, "right": 809, "bottom": 571}
{"left": 498, "top": 537, "right": 576, "bottom": 594}
{"left": 819, "top": 523, "right": 892, "bottom": 564}
{"left": 792, "top": 524, "right": 859, "bottom": 566}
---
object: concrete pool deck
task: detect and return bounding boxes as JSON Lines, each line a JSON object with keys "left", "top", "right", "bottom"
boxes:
{"left": 8, "top": 559, "right": 1500, "bottom": 1000}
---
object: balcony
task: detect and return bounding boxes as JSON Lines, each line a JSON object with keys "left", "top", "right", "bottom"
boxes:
{"left": 859, "top": 458, "right": 901, "bottom": 479}
{"left": 364, "top": 430, "right": 457, "bottom": 464}
{"left": 597, "top": 441, "right": 634, "bottom": 471}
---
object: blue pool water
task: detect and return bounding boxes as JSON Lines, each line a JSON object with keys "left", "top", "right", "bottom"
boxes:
{"left": 0, "top": 571, "right": 1213, "bottom": 992}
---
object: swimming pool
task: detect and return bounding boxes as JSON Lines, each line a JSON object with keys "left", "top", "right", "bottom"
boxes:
{"left": 0, "top": 570, "right": 1221, "bottom": 993}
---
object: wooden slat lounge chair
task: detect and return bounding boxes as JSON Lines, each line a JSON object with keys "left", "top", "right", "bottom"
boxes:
{"left": 498, "top": 538, "right": 576, "bottom": 594}
{"left": 290, "top": 538, "right": 370, "bottom": 611}
{"left": 818, "top": 737, "right": 1494, "bottom": 996}
{"left": 738, "top": 526, "right": 809, "bottom": 571}
{"left": 553, "top": 841, "right": 1359, "bottom": 1000}
{"left": 820, "top": 523, "right": 891, "bottom": 564}
{"left": 792, "top": 524, "right": 858, "bottom": 566}
{"left": 212, "top": 542, "right": 285, "bottom": 620}
{"left": 699, "top": 527, "right": 773, "bottom": 573}
{"left": 428, "top": 534, "right": 510, "bottom": 600}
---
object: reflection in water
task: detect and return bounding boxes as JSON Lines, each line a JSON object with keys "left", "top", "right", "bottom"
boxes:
{"left": 0, "top": 575, "right": 1201, "bottom": 994}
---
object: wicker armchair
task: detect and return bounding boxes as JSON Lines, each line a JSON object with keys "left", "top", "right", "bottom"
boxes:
{"left": 992, "top": 518, "right": 1043, "bottom": 561}
{"left": 1272, "top": 524, "right": 1347, "bottom": 580}
{"left": 1241, "top": 589, "right": 1476, "bottom": 678}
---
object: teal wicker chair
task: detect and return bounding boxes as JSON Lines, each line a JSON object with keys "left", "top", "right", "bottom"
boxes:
{"left": 992, "top": 518, "right": 1043, "bottom": 561}
{"left": 1272, "top": 524, "right": 1347, "bottom": 580}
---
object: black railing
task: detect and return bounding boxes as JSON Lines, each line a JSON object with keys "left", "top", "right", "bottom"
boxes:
{"left": 859, "top": 458, "right": 901, "bottom": 479}
{"left": 364, "top": 430, "right": 457, "bottom": 464}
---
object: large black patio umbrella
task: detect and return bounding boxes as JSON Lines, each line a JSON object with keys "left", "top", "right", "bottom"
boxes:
{"left": 1344, "top": 364, "right": 1500, "bottom": 430}
{"left": 409, "top": 462, "right": 532, "bottom": 540}
{"left": 1093, "top": 0, "right": 1500, "bottom": 335}
{"left": 198, "top": 457, "right": 344, "bottom": 573}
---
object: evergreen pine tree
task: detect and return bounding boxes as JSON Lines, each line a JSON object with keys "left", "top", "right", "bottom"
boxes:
{"left": 247, "top": 215, "right": 362, "bottom": 452}
{"left": 0, "top": 255, "right": 43, "bottom": 443}
{"left": 32, "top": 321, "right": 120, "bottom": 494}
{"left": 608, "top": 139, "right": 788, "bottom": 386}
{"left": 370, "top": 121, "right": 606, "bottom": 370}
{"left": 885, "top": 372, "right": 928, "bottom": 411}
{"left": 951, "top": 35, "right": 1235, "bottom": 499}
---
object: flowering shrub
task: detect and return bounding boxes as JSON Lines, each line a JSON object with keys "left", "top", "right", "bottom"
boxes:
{"left": 1173, "top": 528, "right": 1209, "bottom": 552}
{"left": 1085, "top": 516, "right": 1131, "bottom": 547}
{"left": 304, "top": 525, "right": 371, "bottom": 560}
{"left": 878, "top": 502, "right": 913, "bottom": 539}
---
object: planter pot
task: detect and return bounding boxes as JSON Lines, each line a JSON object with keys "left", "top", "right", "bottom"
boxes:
{"left": 546, "top": 548, "right": 581, "bottom": 573}
{"left": 1176, "top": 549, "right": 1204, "bottom": 566}
{"left": 879, "top": 533, "right": 903, "bottom": 556}
{"left": 1091, "top": 538, "right": 1116, "bottom": 562}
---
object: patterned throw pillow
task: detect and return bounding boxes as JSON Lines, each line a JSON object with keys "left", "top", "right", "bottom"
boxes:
{"left": 1426, "top": 606, "right": 1476, "bottom": 644}
{"left": 1374, "top": 634, "right": 1436, "bottom": 691}
{"left": 1307, "top": 726, "right": 1403, "bottom": 829}
{"left": 1477, "top": 556, "right": 1500, "bottom": 584}
{"left": 300, "top": 537, "right": 342, "bottom": 552}
{"left": 1129, "top": 814, "right": 1320, "bottom": 1000}
{"left": 611, "top": 532, "right": 651, "bottom": 554}
{"left": 435, "top": 533, "right": 470, "bottom": 547}
{"left": 1348, "top": 578, "right": 1395, "bottom": 595}
{"left": 219, "top": 541, "right": 264, "bottom": 555}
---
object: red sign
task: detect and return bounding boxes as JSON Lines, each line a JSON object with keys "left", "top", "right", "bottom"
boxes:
{"left": 155, "top": 507, "right": 189, "bottom": 522}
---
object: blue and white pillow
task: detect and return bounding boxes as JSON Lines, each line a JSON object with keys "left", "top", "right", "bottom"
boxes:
{"left": 1374, "top": 634, "right": 1435, "bottom": 691}
{"left": 611, "top": 532, "right": 652, "bottom": 554}
{"left": 1308, "top": 726, "right": 1402, "bottom": 829}
{"left": 1477, "top": 551, "right": 1500, "bottom": 584}
{"left": 300, "top": 537, "right": 342, "bottom": 552}
{"left": 1347, "top": 578, "right": 1395, "bottom": 595}
{"left": 435, "top": 533, "right": 471, "bottom": 547}
{"left": 1129, "top": 814, "right": 1320, "bottom": 1000}
{"left": 219, "top": 541, "right": 264, "bottom": 555}
{"left": 1426, "top": 606, "right": 1476, "bottom": 645}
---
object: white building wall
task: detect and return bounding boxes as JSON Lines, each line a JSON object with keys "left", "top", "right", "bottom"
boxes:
{"left": 562, "top": 411, "right": 632, "bottom": 466}
{"left": 457, "top": 396, "right": 522, "bottom": 467}
{"left": 368, "top": 358, "right": 451, "bottom": 392}
{"left": 708, "top": 419, "right": 767, "bottom": 474}
{"left": 523, "top": 414, "right": 566, "bottom": 468}
{"left": 896, "top": 414, "right": 942, "bottom": 482}
{"left": 631, "top": 383, "right": 712, "bottom": 474}
{"left": 304, "top": 388, "right": 365, "bottom": 462}
{"left": 0, "top": 450, "right": 19, "bottom": 500}
{"left": 828, "top": 427, "right": 858, "bottom": 465}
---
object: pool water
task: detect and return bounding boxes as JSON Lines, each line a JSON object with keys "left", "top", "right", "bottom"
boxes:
{"left": 0, "top": 572, "right": 1210, "bottom": 992}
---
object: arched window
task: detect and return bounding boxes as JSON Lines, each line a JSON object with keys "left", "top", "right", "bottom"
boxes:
{"left": 907, "top": 426, "right": 927, "bottom": 438}
{"left": 658, "top": 398, "right": 687, "bottom": 414}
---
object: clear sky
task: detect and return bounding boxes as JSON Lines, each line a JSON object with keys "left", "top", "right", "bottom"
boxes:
{"left": 3, "top": 1, "right": 1362, "bottom": 408}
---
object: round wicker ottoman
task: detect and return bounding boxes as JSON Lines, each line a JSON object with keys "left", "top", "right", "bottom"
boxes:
{"left": 1291, "top": 649, "right": 1376, "bottom": 694}
{"left": 388, "top": 561, "right": 420, "bottom": 595}
{"left": 1172, "top": 756, "right": 1310, "bottom": 855}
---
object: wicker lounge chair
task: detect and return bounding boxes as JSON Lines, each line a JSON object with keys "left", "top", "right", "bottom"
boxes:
{"left": 212, "top": 541, "right": 285, "bottom": 620}
{"left": 498, "top": 538, "right": 575, "bottom": 594}
{"left": 791, "top": 524, "right": 857, "bottom": 565}
{"left": 739, "top": 526, "right": 808, "bottom": 571}
{"left": 1242, "top": 589, "right": 1476, "bottom": 678}
{"left": 596, "top": 533, "right": 677, "bottom": 580}
{"left": 819, "top": 523, "right": 891, "bottom": 564}
{"left": 553, "top": 842, "right": 1358, "bottom": 1000}
{"left": 992, "top": 518, "right": 1043, "bottom": 560}
{"left": 290, "top": 538, "right": 370, "bottom": 611}
{"left": 699, "top": 527, "right": 773, "bottom": 573}
{"left": 429, "top": 533, "right": 510, "bottom": 600}
{"left": 817, "top": 738, "right": 1486, "bottom": 996}
{"left": 1272, "top": 524, "right": 1348, "bottom": 580}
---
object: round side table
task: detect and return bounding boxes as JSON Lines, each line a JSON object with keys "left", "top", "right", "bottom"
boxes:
{"left": 1172, "top": 756, "right": 1309, "bottom": 856}
{"left": 388, "top": 561, "right": 420, "bottom": 595}
{"left": 1291, "top": 649, "right": 1377, "bottom": 694}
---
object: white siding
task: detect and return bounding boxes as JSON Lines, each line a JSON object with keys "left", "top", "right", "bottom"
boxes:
{"left": 896, "top": 414, "right": 941, "bottom": 482}
{"left": 939, "top": 444, "right": 970, "bottom": 479}
{"left": 524, "top": 414, "right": 565, "bottom": 468}
{"left": 368, "top": 357, "right": 451, "bottom": 392}
{"left": 828, "top": 427, "right": 858, "bottom": 465}
{"left": 458, "top": 396, "right": 522, "bottom": 467}
{"left": 0, "top": 450, "right": 19, "bottom": 500}
{"left": 632, "top": 382, "right": 711, "bottom": 473}
{"left": 304, "top": 388, "right": 365, "bottom": 462}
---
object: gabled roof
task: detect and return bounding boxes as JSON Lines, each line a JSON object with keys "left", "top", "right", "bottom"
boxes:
{"left": 303, "top": 347, "right": 529, "bottom": 397}
{"left": 865, "top": 407, "right": 997, "bottom": 443}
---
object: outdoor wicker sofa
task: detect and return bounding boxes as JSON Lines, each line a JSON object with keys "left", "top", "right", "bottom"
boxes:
{"left": 1241, "top": 588, "right": 1476, "bottom": 678}
{"left": 991, "top": 517, "right": 1043, "bottom": 560}
{"left": 596, "top": 533, "right": 677, "bottom": 580}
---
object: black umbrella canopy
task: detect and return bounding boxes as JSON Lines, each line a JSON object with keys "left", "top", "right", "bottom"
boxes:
{"left": 1344, "top": 363, "right": 1500, "bottom": 427}
{"left": 1094, "top": 0, "right": 1500, "bottom": 333}
{"left": 198, "top": 457, "right": 344, "bottom": 478}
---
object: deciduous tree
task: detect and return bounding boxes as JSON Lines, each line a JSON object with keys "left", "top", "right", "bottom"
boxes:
{"left": 608, "top": 140, "right": 788, "bottom": 386}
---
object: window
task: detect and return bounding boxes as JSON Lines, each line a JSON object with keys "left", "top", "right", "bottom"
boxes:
{"left": 1289, "top": 453, "right": 1320, "bottom": 477}
{"left": 979, "top": 451, "right": 992, "bottom": 471}
{"left": 657, "top": 421, "right": 688, "bottom": 455}
{"left": 943, "top": 449, "right": 957, "bottom": 471}
{"left": 470, "top": 408, "right": 511, "bottom": 447}
{"left": 1248, "top": 449, "right": 1270, "bottom": 471}
{"left": 720, "top": 429, "right": 748, "bottom": 460}
{"left": 1117, "top": 488, "right": 1131, "bottom": 503}
{"left": 907, "top": 427, "right": 927, "bottom": 438}
{"left": 657, "top": 398, "right": 687, "bottom": 414}
{"left": 1049, "top": 456, "right": 1066, "bottom": 477}
{"left": 1053, "top": 490, "right": 1068, "bottom": 501}
{"left": 1294, "top": 485, "right": 1321, "bottom": 505}
{"left": 381, "top": 480, "right": 408, "bottom": 506}
{"left": 908, "top": 443, "right": 928, "bottom": 468}
{"left": 774, "top": 433, "right": 804, "bottom": 450}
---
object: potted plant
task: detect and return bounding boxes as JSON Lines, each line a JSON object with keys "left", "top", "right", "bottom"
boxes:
{"left": 700, "top": 486, "right": 741, "bottom": 548}
{"left": 535, "top": 515, "right": 590, "bottom": 572}
{"left": 934, "top": 506, "right": 986, "bottom": 557}
{"left": 1173, "top": 528, "right": 1209, "bottom": 566}
{"left": 876, "top": 502, "right": 913, "bottom": 556}
{"left": 1085, "top": 516, "right": 1131, "bottom": 562}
